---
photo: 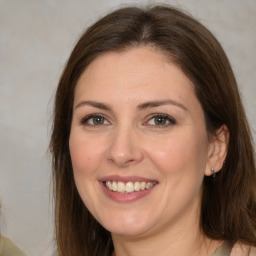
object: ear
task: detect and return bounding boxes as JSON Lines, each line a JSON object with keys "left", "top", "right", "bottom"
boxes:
{"left": 205, "top": 125, "right": 229, "bottom": 176}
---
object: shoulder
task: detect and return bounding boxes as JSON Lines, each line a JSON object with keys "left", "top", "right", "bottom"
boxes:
{"left": 231, "top": 242, "right": 256, "bottom": 256}
{"left": 0, "top": 236, "right": 27, "bottom": 256}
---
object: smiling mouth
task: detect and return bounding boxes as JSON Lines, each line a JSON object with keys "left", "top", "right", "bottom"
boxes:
{"left": 104, "top": 181, "right": 157, "bottom": 193}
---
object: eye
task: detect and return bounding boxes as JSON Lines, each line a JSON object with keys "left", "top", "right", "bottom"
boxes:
{"left": 147, "top": 114, "right": 176, "bottom": 127}
{"left": 80, "top": 114, "right": 110, "bottom": 126}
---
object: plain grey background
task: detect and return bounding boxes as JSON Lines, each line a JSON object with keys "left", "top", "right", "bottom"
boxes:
{"left": 0, "top": 0, "right": 255, "bottom": 255}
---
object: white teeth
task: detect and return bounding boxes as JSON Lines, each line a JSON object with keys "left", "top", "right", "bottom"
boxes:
{"left": 105, "top": 181, "right": 156, "bottom": 193}
{"left": 141, "top": 182, "right": 146, "bottom": 190}
{"left": 117, "top": 181, "right": 126, "bottom": 193}
{"left": 106, "top": 181, "right": 112, "bottom": 190}
{"left": 146, "top": 182, "right": 153, "bottom": 189}
{"left": 134, "top": 182, "right": 140, "bottom": 191}
{"left": 126, "top": 182, "right": 134, "bottom": 193}
{"left": 112, "top": 181, "right": 117, "bottom": 191}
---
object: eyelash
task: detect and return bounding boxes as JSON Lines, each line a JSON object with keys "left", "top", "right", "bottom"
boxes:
{"left": 146, "top": 114, "right": 176, "bottom": 127}
{"left": 80, "top": 114, "right": 176, "bottom": 127}
{"left": 80, "top": 114, "right": 109, "bottom": 126}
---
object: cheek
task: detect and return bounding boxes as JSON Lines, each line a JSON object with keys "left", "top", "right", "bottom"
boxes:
{"left": 69, "top": 132, "right": 106, "bottom": 214}
{"left": 147, "top": 128, "right": 209, "bottom": 179}
{"left": 149, "top": 129, "right": 209, "bottom": 213}
{"left": 69, "top": 132, "right": 104, "bottom": 177}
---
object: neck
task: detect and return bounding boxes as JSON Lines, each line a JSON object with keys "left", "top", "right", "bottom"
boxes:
{"left": 111, "top": 215, "right": 221, "bottom": 256}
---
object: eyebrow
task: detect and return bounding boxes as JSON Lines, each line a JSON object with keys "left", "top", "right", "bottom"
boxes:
{"left": 75, "top": 101, "right": 111, "bottom": 110}
{"left": 74, "top": 99, "right": 188, "bottom": 111}
{"left": 137, "top": 100, "right": 188, "bottom": 111}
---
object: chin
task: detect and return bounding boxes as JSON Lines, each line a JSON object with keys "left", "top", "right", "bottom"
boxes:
{"left": 98, "top": 212, "right": 157, "bottom": 238}
{"left": 108, "top": 225, "right": 151, "bottom": 238}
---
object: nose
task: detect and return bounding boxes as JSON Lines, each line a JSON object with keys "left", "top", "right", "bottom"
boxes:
{"left": 106, "top": 125, "right": 143, "bottom": 168}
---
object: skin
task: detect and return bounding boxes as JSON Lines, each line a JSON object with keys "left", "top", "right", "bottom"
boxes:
{"left": 69, "top": 46, "right": 228, "bottom": 256}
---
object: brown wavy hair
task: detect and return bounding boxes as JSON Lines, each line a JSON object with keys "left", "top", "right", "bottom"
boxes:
{"left": 50, "top": 5, "right": 256, "bottom": 256}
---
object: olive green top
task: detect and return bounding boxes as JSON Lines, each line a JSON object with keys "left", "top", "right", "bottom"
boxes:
{"left": 212, "top": 241, "right": 256, "bottom": 256}
{"left": 0, "top": 236, "right": 27, "bottom": 256}
{"left": 212, "top": 241, "right": 233, "bottom": 256}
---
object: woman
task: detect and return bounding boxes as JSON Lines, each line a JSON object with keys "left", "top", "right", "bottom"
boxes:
{"left": 50, "top": 5, "right": 256, "bottom": 256}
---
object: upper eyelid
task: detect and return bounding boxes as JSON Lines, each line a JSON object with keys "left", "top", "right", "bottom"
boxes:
{"left": 144, "top": 114, "right": 177, "bottom": 127}
{"left": 80, "top": 113, "right": 110, "bottom": 124}
{"left": 146, "top": 113, "right": 176, "bottom": 121}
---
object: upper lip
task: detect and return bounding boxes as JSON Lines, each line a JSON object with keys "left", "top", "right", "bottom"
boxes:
{"left": 98, "top": 175, "right": 157, "bottom": 183}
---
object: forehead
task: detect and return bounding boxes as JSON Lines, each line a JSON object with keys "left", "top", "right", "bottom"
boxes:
{"left": 78, "top": 46, "right": 171, "bottom": 84}
{"left": 74, "top": 46, "right": 196, "bottom": 103}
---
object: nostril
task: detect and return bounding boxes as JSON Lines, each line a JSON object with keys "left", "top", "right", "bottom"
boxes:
{"left": 106, "top": 132, "right": 143, "bottom": 167}
{"left": 107, "top": 156, "right": 137, "bottom": 167}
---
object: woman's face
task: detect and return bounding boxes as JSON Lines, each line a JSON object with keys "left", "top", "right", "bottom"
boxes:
{"left": 69, "top": 46, "right": 213, "bottom": 238}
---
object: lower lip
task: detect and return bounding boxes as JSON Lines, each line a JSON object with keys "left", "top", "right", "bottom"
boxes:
{"left": 100, "top": 182, "right": 156, "bottom": 203}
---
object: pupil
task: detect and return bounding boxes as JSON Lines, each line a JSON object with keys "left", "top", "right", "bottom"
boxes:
{"left": 155, "top": 117, "right": 166, "bottom": 125}
{"left": 93, "top": 116, "right": 103, "bottom": 125}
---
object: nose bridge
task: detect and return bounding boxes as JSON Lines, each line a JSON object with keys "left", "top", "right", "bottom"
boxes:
{"left": 107, "top": 123, "right": 143, "bottom": 167}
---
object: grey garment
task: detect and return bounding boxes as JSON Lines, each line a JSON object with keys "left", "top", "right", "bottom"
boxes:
{"left": 212, "top": 241, "right": 233, "bottom": 256}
